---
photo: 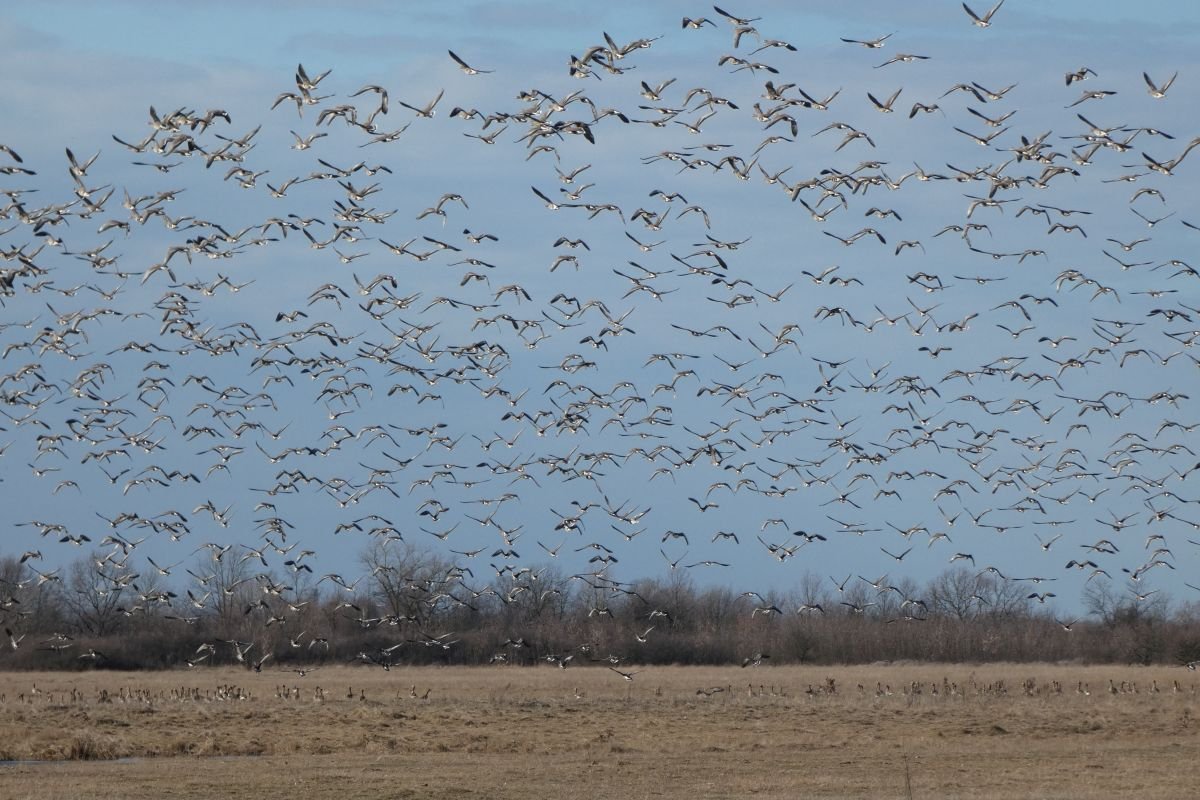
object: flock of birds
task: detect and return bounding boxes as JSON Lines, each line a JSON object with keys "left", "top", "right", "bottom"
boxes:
{"left": 1, "top": 4, "right": 1199, "bottom": 670}
{"left": 6, "top": 672, "right": 1196, "bottom": 713}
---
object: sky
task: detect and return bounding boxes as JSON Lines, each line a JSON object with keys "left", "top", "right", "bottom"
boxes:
{"left": 1, "top": 1, "right": 1199, "bottom": 618}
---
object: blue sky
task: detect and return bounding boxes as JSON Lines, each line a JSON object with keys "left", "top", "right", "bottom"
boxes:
{"left": 1, "top": 1, "right": 1198, "bottom": 617}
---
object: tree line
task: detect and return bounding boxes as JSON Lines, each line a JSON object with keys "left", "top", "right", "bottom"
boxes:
{"left": 2, "top": 543, "right": 1197, "bottom": 670}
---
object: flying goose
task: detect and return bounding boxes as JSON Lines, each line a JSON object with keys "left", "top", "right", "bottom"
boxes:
{"left": 840, "top": 33, "right": 893, "bottom": 48}
{"left": 608, "top": 666, "right": 641, "bottom": 681}
{"left": 962, "top": 0, "right": 1004, "bottom": 27}
{"left": 1065, "top": 66, "right": 1097, "bottom": 85}
{"left": 1143, "top": 71, "right": 1177, "bottom": 99}
{"left": 867, "top": 88, "right": 902, "bottom": 112}
{"left": 448, "top": 50, "right": 493, "bottom": 75}
{"left": 712, "top": 5, "right": 761, "bottom": 26}
{"left": 398, "top": 89, "right": 445, "bottom": 118}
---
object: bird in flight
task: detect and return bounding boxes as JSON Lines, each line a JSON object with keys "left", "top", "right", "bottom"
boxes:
{"left": 840, "top": 33, "right": 893, "bottom": 48}
{"left": 1143, "top": 71, "right": 1177, "bottom": 99}
{"left": 449, "top": 50, "right": 493, "bottom": 75}
{"left": 962, "top": 0, "right": 1004, "bottom": 27}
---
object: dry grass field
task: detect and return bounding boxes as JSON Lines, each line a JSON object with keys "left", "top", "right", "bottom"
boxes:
{"left": 1, "top": 663, "right": 1197, "bottom": 799}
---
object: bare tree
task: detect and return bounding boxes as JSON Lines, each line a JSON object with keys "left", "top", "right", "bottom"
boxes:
{"left": 361, "top": 539, "right": 456, "bottom": 628}
{"left": 203, "top": 552, "right": 255, "bottom": 635}
{"left": 56, "top": 553, "right": 136, "bottom": 636}
{"left": 928, "top": 567, "right": 989, "bottom": 620}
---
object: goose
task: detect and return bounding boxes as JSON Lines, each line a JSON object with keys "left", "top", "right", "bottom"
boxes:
{"left": 876, "top": 53, "right": 929, "bottom": 69}
{"left": 1141, "top": 137, "right": 1200, "bottom": 175}
{"left": 867, "top": 88, "right": 902, "bottom": 112}
{"left": 750, "top": 38, "right": 797, "bottom": 56}
{"left": 398, "top": 89, "right": 445, "bottom": 118}
{"left": 639, "top": 79, "right": 676, "bottom": 101}
{"left": 954, "top": 126, "right": 1008, "bottom": 146}
{"left": 841, "top": 602, "right": 876, "bottom": 614}
{"left": 290, "top": 130, "right": 327, "bottom": 150}
{"left": 462, "top": 228, "right": 498, "bottom": 244}
{"left": 147, "top": 556, "right": 183, "bottom": 576}
{"left": 962, "top": 0, "right": 1004, "bottom": 27}
{"left": 712, "top": 5, "right": 760, "bottom": 26}
{"left": 1065, "top": 66, "right": 1097, "bottom": 85}
{"left": 65, "top": 147, "right": 100, "bottom": 178}
{"left": 840, "top": 33, "right": 893, "bottom": 48}
{"left": 464, "top": 126, "right": 508, "bottom": 145}
{"left": 1143, "top": 71, "right": 1177, "bottom": 99}
{"left": 224, "top": 640, "right": 254, "bottom": 663}
{"left": 448, "top": 50, "right": 492, "bottom": 75}
{"left": 1066, "top": 89, "right": 1117, "bottom": 108}
{"left": 295, "top": 63, "right": 331, "bottom": 91}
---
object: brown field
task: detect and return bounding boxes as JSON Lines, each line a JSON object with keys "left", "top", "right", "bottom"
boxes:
{"left": 1, "top": 663, "right": 1197, "bottom": 799}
